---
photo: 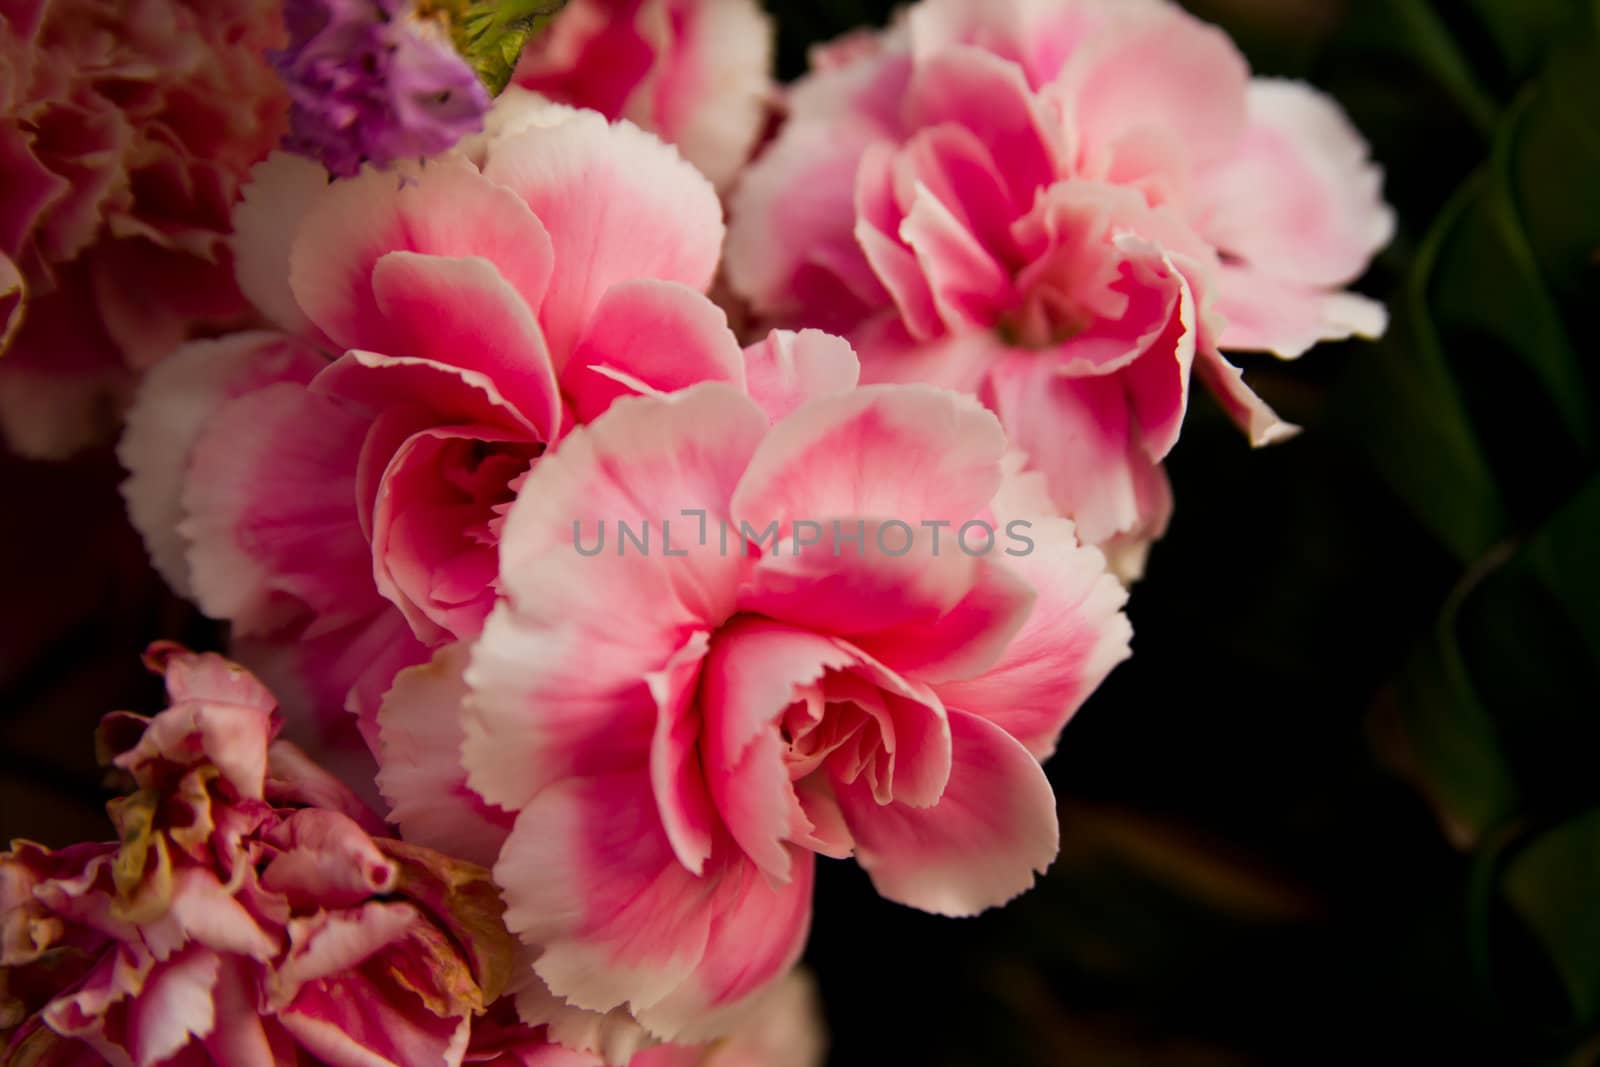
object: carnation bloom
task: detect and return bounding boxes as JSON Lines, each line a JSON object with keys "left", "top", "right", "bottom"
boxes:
{"left": 0, "top": 645, "right": 517, "bottom": 1067}
{"left": 514, "top": 0, "right": 773, "bottom": 188}
{"left": 725, "top": 0, "right": 1394, "bottom": 575}
{"left": 271, "top": 0, "right": 492, "bottom": 177}
{"left": 0, "top": 0, "right": 288, "bottom": 457}
{"left": 120, "top": 91, "right": 738, "bottom": 750}
{"left": 375, "top": 332, "right": 1132, "bottom": 1042}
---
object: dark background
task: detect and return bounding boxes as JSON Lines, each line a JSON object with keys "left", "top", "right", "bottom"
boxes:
{"left": 4, "top": 1, "right": 1598, "bottom": 1063}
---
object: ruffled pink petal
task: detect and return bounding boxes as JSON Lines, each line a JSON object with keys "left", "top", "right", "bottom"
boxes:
{"left": 933, "top": 509, "right": 1130, "bottom": 759}
{"left": 903, "top": 46, "right": 1056, "bottom": 207}
{"left": 261, "top": 809, "right": 399, "bottom": 910}
{"left": 982, "top": 352, "right": 1158, "bottom": 548}
{"left": 266, "top": 903, "right": 418, "bottom": 1009}
{"left": 289, "top": 158, "right": 555, "bottom": 356}
{"left": 180, "top": 381, "right": 374, "bottom": 636}
{"left": 0, "top": 253, "right": 24, "bottom": 353}
{"left": 87, "top": 238, "right": 251, "bottom": 372}
{"left": 697, "top": 620, "right": 857, "bottom": 880}
{"left": 853, "top": 140, "right": 942, "bottom": 341}
{"left": 1212, "top": 263, "right": 1389, "bottom": 359}
{"left": 1195, "top": 79, "right": 1394, "bottom": 291}
{"left": 1194, "top": 346, "right": 1301, "bottom": 446}
{"left": 119, "top": 332, "right": 325, "bottom": 599}
{"left": 128, "top": 944, "right": 221, "bottom": 1067}
{"left": 464, "top": 385, "right": 768, "bottom": 812}
{"left": 494, "top": 773, "right": 811, "bottom": 1044}
{"left": 1062, "top": 3, "right": 1249, "bottom": 174}
{"left": 834, "top": 709, "right": 1057, "bottom": 916}
{"left": 637, "top": 0, "right": 775, "bottom": 191}
{"left": 313, "top": 349, "right": 536, "bottom": 437}
{"left": 481, "top": 111, "right": 722, "bottom": 365}
{"left": 368, "top": 251, "right": 561, "bottom": 440}
{"left": 740, "top": 329, "right": 860, "bottom": 424}
{"left": 646, "top": 632, "right": 718, "bottom": 877}
{"left": 730, "top": 384, "right": 1007, "bottom": 547}
{"left": 906, "top": 0, "right": 1106, "bottom": 89}
{"left": 725, "top": 115, "right": 890, "bottom": 330}
{"left": 377, "top": 643, "right": 515, "bottom": 870}
{"left": 370, "top": 425, "right": 536, "bottom": 641}
{"left": 231, "top": 152, "right": 329, "bottom": 336}
{"left": 564, "top": 279, "right": 744, "bottom": 424}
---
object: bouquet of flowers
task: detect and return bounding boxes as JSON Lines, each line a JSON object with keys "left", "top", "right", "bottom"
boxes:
{"left": 2, "top": 0, "right": 1423, "bottom": 1062}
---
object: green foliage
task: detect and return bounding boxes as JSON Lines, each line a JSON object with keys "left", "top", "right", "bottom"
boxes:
{"left": 420, "top": 0, "right": 569, "bottom": 94}
{"left": 1341, "top": 0, "right": 1600, "bottom": 1046}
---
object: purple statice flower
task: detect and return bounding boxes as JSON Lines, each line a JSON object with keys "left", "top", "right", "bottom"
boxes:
{"left": 271, "top": 0, "right": 491, "bottom": 176}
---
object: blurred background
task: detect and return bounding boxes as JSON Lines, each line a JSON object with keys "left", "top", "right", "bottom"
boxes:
{"left": 3, "top": 0, "right": 1597, "bottom": 1063}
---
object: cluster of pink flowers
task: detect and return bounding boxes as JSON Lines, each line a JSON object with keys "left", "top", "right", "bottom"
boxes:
{"left": 3, "top": 0, "right": 1393, "bottom": 1059}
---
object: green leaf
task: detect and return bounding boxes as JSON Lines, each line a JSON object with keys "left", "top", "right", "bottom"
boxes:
{"left": 1333, "top": 180, "right": 1510, "bottom": 564}
{"left": 1462, "top": 0, "right": 1590, "bottom": 82}
{"left": 420, "top": 0, "right": 569, "bottom": 95}
{"left": 1503, "top": 810, "right": 1600, "bottom": 1023}
{"left": 1392, "top": 550, "right": 1522, "bottom": 846}
{"left": 1345, "top": 0, "right": 1501, "bottom": 134}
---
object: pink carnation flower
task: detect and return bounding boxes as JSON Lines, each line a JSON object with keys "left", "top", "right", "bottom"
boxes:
{"left": 375, "top": 332, "right": 1132, "bottom": 1043}
{"left": 514, "top": 0, "right": 774, "bottom": 188}
{"left": 725, "top": 0, "right": 1394, "bottom": 575}
{"left": 120, "top": 93, "right": 743, "bottom": 753}
{"left": 0, "top": 645, "right": 518, "bottom": 1067}
{"left": 0, "top": 0, "right": 289, "bottom": 457}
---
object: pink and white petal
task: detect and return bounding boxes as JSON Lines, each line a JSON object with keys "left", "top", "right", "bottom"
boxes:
{"left": 1214, "top": 263, "right": 1389, "bottom": 359}
{"left": 370, "top": 252, "right": 561, "bottom": 439}
{"left": 644, "top": 0, "right": 775, "bottom": 191}
{"left": 699, "top": 620, "right": 857, "bottom": 879}
{"left": 725, "top": 115, "right": 888, "bottom": 324}
{"left": 482, "top": 113, "right": 722, "bottom": 363}
{"left": 1116, "top": 260, "right": 1198, "bottom": 461}
{"left": 1194, "top": 79, "right": 1394, "bottom": 289}
{"left": 512, "top": 971, "right": 656, "bottom": 1065}
{"left": 119, "top": 332, "right": 325, "bottom": 599}
{"left": 835, "top": 709, "right": 1058, "bottom": 916}
{"left": 289, "top": 158, "right": 555, "bottom": 354}
{"left": 902, "top": 47, "right": 1057, "bottom": 205}
{"left": 635, "top": 847, "right": 813, "bottom": 1045}
{"left": 738, "top": 520, "right": 980, "bottom": 638}
{"left": 1195, "top": 346, "right": 1301, "bottom": 446}
{"left": 891, "top": 122, "right": 1018, "bottom": 263}
{"left": 231, "top": 152, "right": 330, "bottom": 336}
{"left": 267, "top": 903, "right": 419, "bottom": 1009}
{"left": 377, "top": 643, "right": 514, "bottom": 870}
{"left": 854, "top": 141, "right": 942, "bottom": 341}
{"left": 740, "top": 329, "right": 860, "bottom": 424}
{"left": 181, "top": 382, "right": 375, "bottom": 635}
{"left": 565, "top": 279, "right": 744, "bottom": 424}
{"left": 463, "top": 386, "right": 768, "bottom": 811}
{"left": 127, "top": 945, "right": 221, "bottom": 1067}
{"left": 982, "top": 355, "right": 1148, "bottom": 548}
{"left": 907, "top": 0, "right": 1108, "bottom": 89}
{"left": 934, "top": 517, "right": 1130, "bottom": 759}
{"left": 314, "top": 348, "right": 536, "bottom": 437}
{"left": 201, "top": 956, "right": 280, "bottom": 1067}
{"left": 647, "top": 633, "right": 718, "bottom": 877}
{"left": 852, "top": 315, "right": 1002, "bottom": 395}
{"left": 0, "top": 254, "right": 23, "bottom": 353}
{"left": 277, "top": 974, "right": 470, "bottom": 1067}
{"left": 494, "top": 774, "right": 716, "bottom": 1023}
{"left": 852, "top": 557, "right": 1036, "bottom": 685}
{"left": 899, "top": 181, "right": 1015, "bottom": 333}
{"left": 261, "top": 809, "right": 399, "bottom": 910}
{"left": 731, "top": 384, "right": 1006, "bottom": 544}
{"left": 1063, "top": 5, "right": 1249, "bottom": 173}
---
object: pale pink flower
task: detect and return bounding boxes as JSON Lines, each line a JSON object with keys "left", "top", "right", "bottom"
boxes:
{"left": 0, "top": 645, "right": 518, "bottom": 1067}
{"left": 376, "top": 334, "right": 1131, "bottom": 1043}
{"left": 514, "top": 0, "right": 774, "bottom": 188}
{"left": 725, "top": 0, "right": 1394, "bottom": 576}
{"left": 0, "top": 0, "right": 289, "bottom": 458}
{"left": 121, "top": 94, "right": 737, "bottom": 752}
